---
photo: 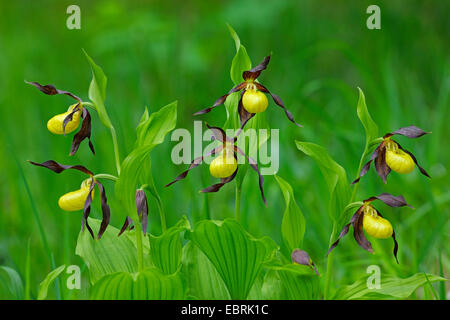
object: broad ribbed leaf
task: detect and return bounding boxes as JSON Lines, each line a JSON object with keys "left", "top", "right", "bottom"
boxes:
{"left": 334, "top": 273, "right": 446, "bottom": 300}
{"left": 0, "top": 266, "right": 24, "bottom": 299}
{"left": 270, "top": 264, "right": 319, "bottom": 300}
{"left": 356, "top": 87, "right": 379, "bottom": 147}
{"left": 275, "top": 175, "right": 306, "bottom": 252}
{"left": 115, "top": 101, "right": 177, "bottom": 220}
{"left": 91, "top": 268, "right": 185, "bottom": 300}
{"left": 37, "top": 265, "right": 66, "bottom": 300}
{"left": 83, "top": 49, "right": 112, "bottom": 129}
{"left": 188, "top": 219, "right": 278, "bottom": 299}
{"left": 181, "top": 241, "right": 230, "bottom": 299}
{"left": 295, "top": 141, "right": 351, "bottom": 224}
{"left": 76, "top": 218, "right": 143, "bottom": 284}
{"left": 150, "top": 216, "right": 190, "bottom": 275}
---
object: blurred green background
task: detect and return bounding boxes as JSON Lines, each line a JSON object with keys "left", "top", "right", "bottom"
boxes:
{"left": 0, "top": 0, "right": 448, "bottom": 299}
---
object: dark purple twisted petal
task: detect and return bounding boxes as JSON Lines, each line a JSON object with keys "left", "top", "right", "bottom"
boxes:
{"left": 327, "top": 207, "right": 362, "bottom": 255}
{"left": 242, "top": 55, "right": 271, "bottom": 81}
{"left": 193, "top": 82, "right": 246, "bottom": 116}
{"left": 70, "top": 108, "right": 95, "bottom": 156}
{"left": 118, "top": 217, "right": 133, "bottom": 237}
{"left": 25, "top": 81, "right": 82, "bottom": 102}
{"left": 352, "top": 144, "right": 381, "bottom": 184}
{"left": 353, "top": 211, "right": 374, "bottom": 253}
{"left": 391, "top": 125, "right": 430, "bottom": 138}
{"left": 81, "top": 178, "right": 96, "bottom": 239}
{"left": 28, "top": 160, "right": 93, "bottom": 176}
{"left": 95, "top": 181, "right": 111, "bottom": 239}
{"left": 165, "top": 145, "right": 224, "bottom": 187}
{"left": 254, "top": 83, "right": 302, "bottom": 127}
{"left": 396, "top": 143, "right": 431, "bottom": 178}
{"left": 375, "top": 146, "right": 391, "bottom": 183}
{"left": 62, "top": 103, "right": 82, "bottom": 136}
{"left": 365, "top": 193, "right": 414, "bottom": 209}
{"left": 200, "top": 167, "right": 238, "bottom": 193}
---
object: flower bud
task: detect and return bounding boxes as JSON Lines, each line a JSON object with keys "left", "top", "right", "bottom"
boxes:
{"left": 385, "top": 140, "right": 415, "bottom": 174}
{"left": 47, "top": 104, "right": 81, "bottom": 135}
{"left": 58, "top": 178, "right": 94, "bottom": 211}
{"left": 209, "top": 152, "right": 237, "bottom": 178}
{"left": 242, "top": 89, "right": 268, "bottom": 113}
{"left": 362, "top": 206, "right": 393, "bottom": 239}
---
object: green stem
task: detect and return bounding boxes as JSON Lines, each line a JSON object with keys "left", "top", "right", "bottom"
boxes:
{"left": 324, "top": 226, "right": 337, "bottom": 299}
{"left": 93, "top": 173, "right": 118, "bottom": 181}
{"left": 235, "top": 185, "right": 242, "bottom": 223}
{"left": 351, "top": 150, "right": 366, "bottom": 202}
{"left": 132, "top": 213, "right": 145, "bottom": 272}
{"left": 110, "top": 127, "right": 121, "bottom": 175}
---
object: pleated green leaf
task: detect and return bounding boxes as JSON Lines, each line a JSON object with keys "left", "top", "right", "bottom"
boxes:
{"left": 76, "top": 218, "right": 142, "bottom": 284}
{"left": 188, "top": 219, "right": 278, "bottom": 299}
{"left": 269, "top": 264, "right": 319, "bottom": 300}
{"left": 181, "top": 241, "right": 230, "bottom": 300}
{"left": 91, "top": 268, "right": 185, "bottom": 300}
{"left": 334, "top": 273, "right": 447, "bottom": 300}
{"left": 275, "top": 175, "right": 306, "bottom": 252}
{"left": 37, "top": 265, "right": 66, "bottom": 300}
{"left": 150, "top": 216, "right": 190, "bottom": 275}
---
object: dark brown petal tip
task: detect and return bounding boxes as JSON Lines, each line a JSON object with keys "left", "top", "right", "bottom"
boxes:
{"left": 397, "top": 144, "right": 431, "bottom": 178}
{"left": 254, "top": 83, "right": 303, "bottom": 128}
{"left": 369, "top": 193, "right": 414, "bottom": 208}
{"left": 81, "top": 179, "right": 96, "bottom": 239}
{"left": 353, "top": 212, "right": 374, "bottom": 253}
{"left": 391, "top": 125, "right": 430, "bottom": 138}
{"left": 392, "top": 230, "right": 399, "bottom": 264}
{"left": 291, "top": 249, "right": 320, "bottom": 276}
{"left": 136, "top": 189, "right": 149, "bottom": 234}
{"left": 327, "top": 208, "right": 362, "bottom": 255}
{"left": 96, "top": 181, "right": 111, "bottom": 239}
{"left": 165, "top": 146, "right": 224, "bottom": 187}
{"left": 28, "top": 160, "right": 93, "bottom": 176}
{"left": 351, "top": 144, "right": 381, "bottom": 184}
{"left": 25, "top": 81, "right": 82, "bottom": 102}
{"left": 70, "top": 108, "right": 95, "bottom": 156}
{"left": 193, "top": 82, "right": 246, "bottom": 116}
{"left": 200, "top": 167, "right": 238, "bottom": 193}
{"left": 375, "top": 146, "right": 391, "bottom": 183}
{"left": 118, "top": 216, "right": 133, "bottom": 237}
{"left": 234, "top": 146, "right": 267, "bottom": 206}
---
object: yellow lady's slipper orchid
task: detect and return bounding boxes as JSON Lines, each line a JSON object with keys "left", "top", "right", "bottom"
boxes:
{"left": 328, "top": 193, "right": 413, "bottom": 263}
{"left": 193, "top": 55, "right": 302, "bottom": 129}
{"left": 242, "top": 88, "right": 268, "bottom": 113}
{"left": 47, "top": 104, "right": 82, "bottom": 135}
{"left": 362, "top": 205, "right": 393, "bottom": 239}
{"left": 209, "top": 152, "right": 238, "bottom": 178}
{"left": 352, "top": 125, "right": 430, "bottom": 184}
{"left": 58, "top": 178, "right": 94, "bottom": 211}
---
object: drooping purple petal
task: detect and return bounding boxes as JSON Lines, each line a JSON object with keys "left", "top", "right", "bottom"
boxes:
{"left": 352, "top": 144, "right": 381, "bottom": 184}
{"left": 118, "top": 217, "right": 133, "bottom": 237}
{"left": 374, "top": 146, "right": 391, "bottom": 183}
{"left": 327, "top": 208, "right": 362, "bottom": 255}
{"left": 200, "top": 167, "right": 238, "bottom": 193}
{"left": 254, "top": 83, "right": 302, "bottom": 127}
{"left": 95, "top": 181, "right": 111, "bottom": 239}
{"left": 70, "top": 108, "right": 95, "bottom": 156}
{"left": 397, "top": 143, "right": 431, "bottom": 178}
{"left": 352, "top": 212, "right": 374, "bottom": 253}
{"left": 81, "top": 179, "right": 96, "bottom": 239}
{"left": 365, "top": 193, "right": 414, "bottom": 208}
